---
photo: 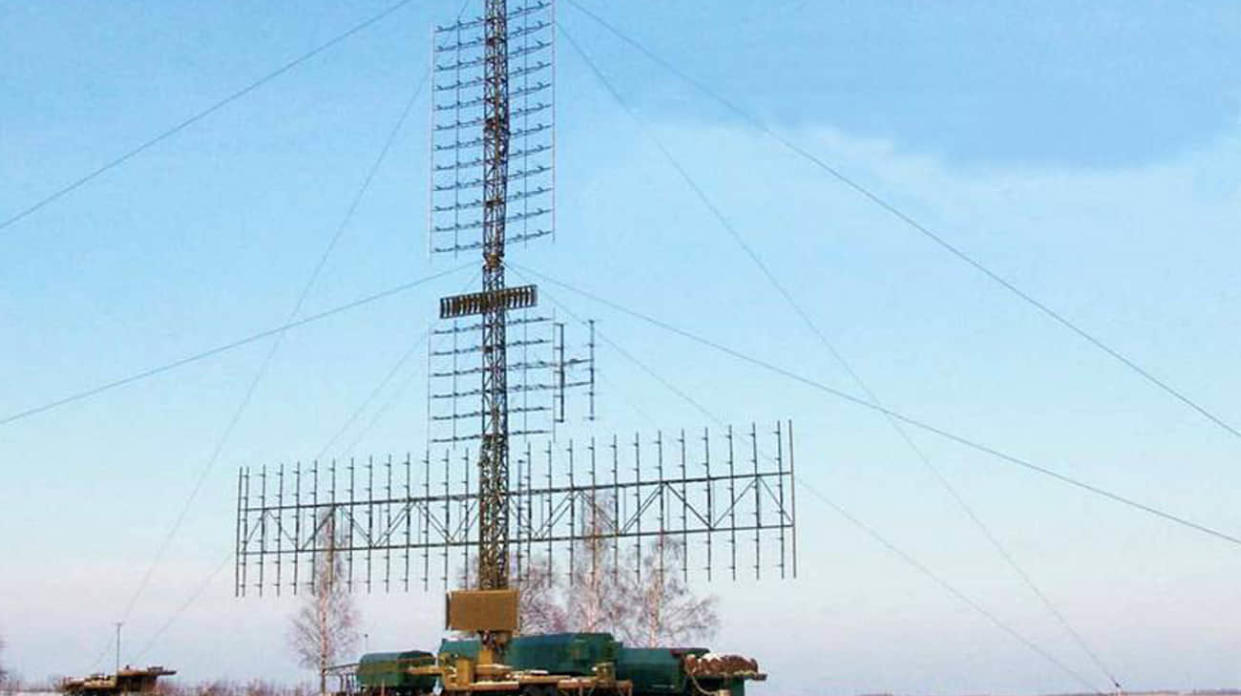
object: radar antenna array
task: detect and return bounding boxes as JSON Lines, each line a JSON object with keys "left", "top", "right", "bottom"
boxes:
{"left": 235, "top": 1, "right": 796, "bottom": 623}
{"left": 234, "top": 423, "right": 797, "bottom": 595}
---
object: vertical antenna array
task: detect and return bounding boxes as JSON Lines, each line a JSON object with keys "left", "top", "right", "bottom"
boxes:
{"left": 430, "top": 0, "right": 557, "bottom": 593}
{"left": 430, "top": 1, "right": 554, "bottom": 258}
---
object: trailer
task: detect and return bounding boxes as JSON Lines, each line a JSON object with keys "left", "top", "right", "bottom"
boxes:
{"left": 60, "top": 667, "right": 176, "bottom": 696}
{"left": 353, "top": 633, "right": 764, "bottom": 696}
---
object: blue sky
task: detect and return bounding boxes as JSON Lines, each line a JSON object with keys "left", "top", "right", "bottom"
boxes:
{"left": 0, "top": 1, "right": 1239, "bottom": 694}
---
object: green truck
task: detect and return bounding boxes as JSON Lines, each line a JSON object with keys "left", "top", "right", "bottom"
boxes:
{"left": 355, "top": 633, "right": 763, "bottom": 696}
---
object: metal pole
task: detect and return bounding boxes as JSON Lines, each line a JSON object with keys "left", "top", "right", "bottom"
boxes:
{"left": 234, "top": 469, "right": 243, "bottom": 598}
{"left": 788, "top": 419, "right": 798, "bottom": 579}
{"left": 114, "top": 621, "right": 122, "bottom": 674}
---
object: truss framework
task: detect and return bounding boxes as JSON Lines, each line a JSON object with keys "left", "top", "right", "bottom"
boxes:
{"left": 234, "top": 423, "right": 796, "bottom": 596}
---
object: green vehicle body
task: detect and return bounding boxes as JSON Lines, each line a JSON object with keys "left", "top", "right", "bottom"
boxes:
{"left": 439, "top": 633, "right": 618, "bottom": 677}
{"left": 431, "top": 634, "right": 749, "bottom": 696}
{"left": 615, "top": 647, "right": 700, "bottom": 694}
{"left": 613, "top": 646, "right": 746, "bottom": 696}
{"left": 356, "top": 650, "right": 437, "bottom": 695}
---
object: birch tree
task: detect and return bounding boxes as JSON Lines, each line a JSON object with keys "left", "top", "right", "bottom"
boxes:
{"left": 458, "top": 494, "right": 717, "bottom": 644}
{"left": 624, "top": 535, "right": 717, "bottom": 647}
{"left": 565, "top": 497, "right": 717, "bottom": 646}
{"left": 514, "top": 559, "right": 570, "bottom": 634}
{"left": 566, "top": 494, "right": 628, "bottom": 634}
{"left": 288, "top": 512, "right": 359, "bottom": 696}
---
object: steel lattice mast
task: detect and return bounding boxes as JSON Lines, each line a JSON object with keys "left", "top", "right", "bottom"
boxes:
{"left": 433, "top": 0, "right": 545, "bottom": 637}
{"left": 477, "top": 0, "right": 512, "bottom": 593}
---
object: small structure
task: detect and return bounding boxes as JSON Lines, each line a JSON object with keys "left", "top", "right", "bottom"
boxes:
{"left": 60, "top": 667, "right": 176, "bottom": 696}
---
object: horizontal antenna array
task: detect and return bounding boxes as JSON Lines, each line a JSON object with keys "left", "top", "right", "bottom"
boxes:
{"left": 234, "top": 422, "right": 796, "bottom": 596}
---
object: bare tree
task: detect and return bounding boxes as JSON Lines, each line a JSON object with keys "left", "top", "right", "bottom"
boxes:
{"left": 162, "top": 680, "right": 315, "bottom": 696}
{"left": 537, "top": 496, "right": 718, "bottom": 645}
{"left": 288, "top": 512, "right": 359, "bottom": 696}
{"left": 565, "top": 494, "right": 628, "bottom": 634}
{"left": 241, "top": 680, "right": 282, "bottom": 696}
{"left": 0, "top": 633, "right": 10, "bottom": 696}
{"left": 452, "top": 494, "right": 717, "bottom": 644}
{"left": 621, "top": 535, "right": 717, "bottom": 647}
{"left": 514, "top": 559, "right": 570, "bottom": 634}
